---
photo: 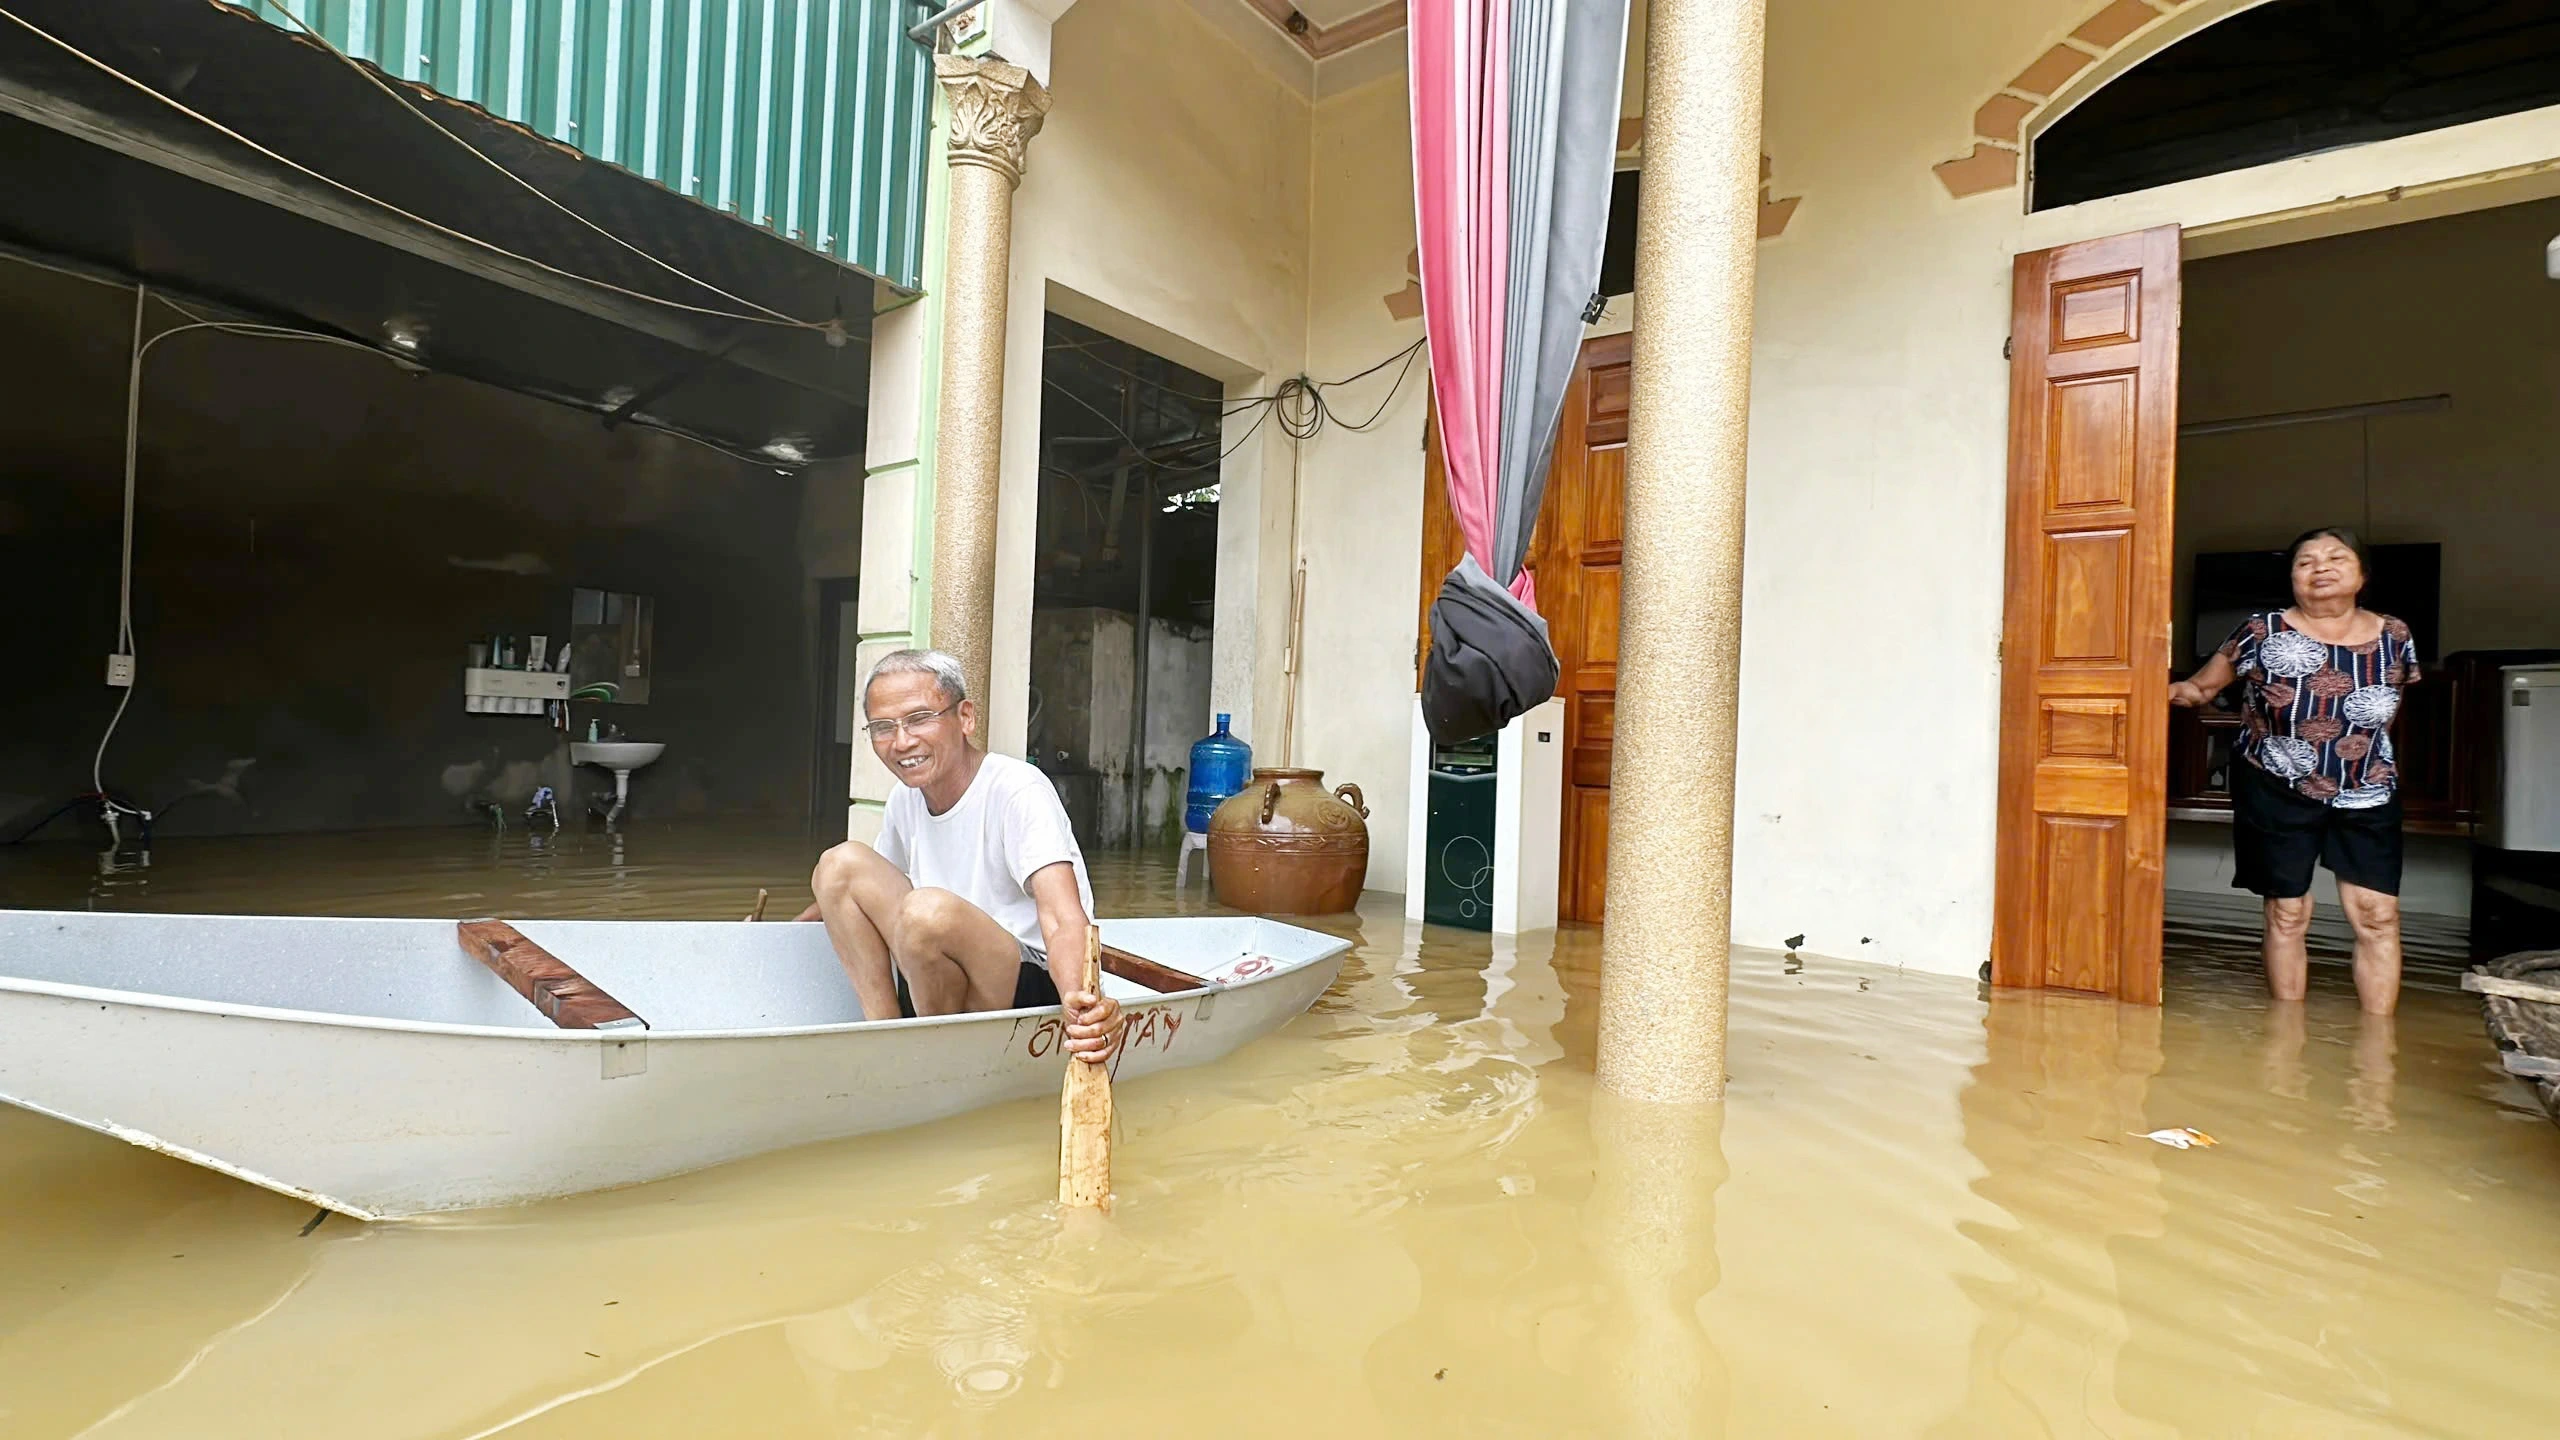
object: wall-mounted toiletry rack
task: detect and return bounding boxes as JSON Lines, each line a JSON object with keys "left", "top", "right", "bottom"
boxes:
{"left": 465, "top": 667, "right": 571, "bottom": 714}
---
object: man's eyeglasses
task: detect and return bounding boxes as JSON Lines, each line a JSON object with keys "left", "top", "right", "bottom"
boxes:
{"left": 862, "top": 705, "right": 956, "bottom": 742}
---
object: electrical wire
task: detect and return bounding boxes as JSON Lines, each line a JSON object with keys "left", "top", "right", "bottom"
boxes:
{"left": 258, "top": 0, "right": 827, "bottom": 331}
{"left": 94, "top": 285, "right": 147, "bottom": 808}
{"left": 0, "top": 2, "right": 818, "bottom": 330}
{"left": 1040, "top": 339, "right": 1228, "bottom": 407}
{"left": 92, "top": 289, "right": 417, "bottom": 804}
{"left": 1040, "top": 376, "right": 1271, "bottom": 476}
{"left": 1320, "top": 340, "right": 1426, "bottom": 432}
{"left": 1042, "top": 335, "right": 1427, "bottom": 476}
{"left": 84, "top": 288, "right": 840, "bottom": 808}
{"left": 147, "top": 284, "right": 857, "bottom": 468}
{"left": 1045, "top": 336, "right": 1429, "bottom": 421}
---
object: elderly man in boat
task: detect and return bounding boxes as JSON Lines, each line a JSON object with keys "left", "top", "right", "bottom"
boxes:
{"left": 799, "top": 649, "right": 1123, "bottom": 1062}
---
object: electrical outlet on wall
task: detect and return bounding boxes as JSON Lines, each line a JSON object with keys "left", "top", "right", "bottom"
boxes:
{"left": 105, "top": 653, "right": 134, "bottom": 687}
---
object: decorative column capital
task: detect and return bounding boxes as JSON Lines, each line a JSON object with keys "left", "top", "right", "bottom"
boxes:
{"left": 936, "top": 54, "right": 1051, "bottom": 188}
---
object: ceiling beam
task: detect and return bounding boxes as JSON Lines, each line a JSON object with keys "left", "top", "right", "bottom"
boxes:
{"left": 1239, "top": 0, "right": 1406, "bottom": 60}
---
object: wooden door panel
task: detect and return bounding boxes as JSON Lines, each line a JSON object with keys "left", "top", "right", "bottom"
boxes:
{"left": 2044, "top": 529, "right": 2130, "bottom": 663}
{"left": 1584, "top": 448, "right": 1625, "bottom": 544}
{"left": 1570, "top": 787, "right": 1611, "bottom": 923}
{"left": 2049, "top": 374, "right": 2137, "bottom": 510}
{"left": 2038, "top": 816, "right": 2125, "bottom": 992}
{"left": 1993, "top": 226, "right": 2178, "bottom": 1006}
{"left": 2051, "top": 271, "right": 2142, "bottom": 347}
{"left": 1587, "top": 359, "right": 1631, "bottom": 443}
{"left": 1580, "top": 566, "right": 1621, "bottom": 664}
{"left": 2032, "top": 765, "right": 2133, "bottom": 817}
{"left": 1570, "top": 694, "right": 1615, "bottom": 788}
{"left": 1552, "top": 333, "right": 1631, "bottom": 923}
{"left": 2042, "top": 699, "right": 2126, "bottom": 761}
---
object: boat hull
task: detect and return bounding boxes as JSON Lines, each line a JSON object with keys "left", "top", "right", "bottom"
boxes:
{"left": 0, "top": 913, "right": 1346, "bottom": 1217}
{"left": 2475, "top": 949, "right": 2560, "bottom": 1130}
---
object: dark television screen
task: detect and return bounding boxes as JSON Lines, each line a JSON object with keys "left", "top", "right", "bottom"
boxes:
{"left": 2190, "top": 544, "right": 2441, "bottom": 664}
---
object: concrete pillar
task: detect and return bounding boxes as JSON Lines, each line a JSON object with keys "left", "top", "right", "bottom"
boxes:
{"left": 1597, "top": 0, "right": 1766, "bottom": 1104}
{"left": 927, "top": 54, "right": 1050, "bottom": 715}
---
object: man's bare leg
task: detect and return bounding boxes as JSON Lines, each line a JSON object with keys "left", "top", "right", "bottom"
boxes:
{"left": 2337, "top": 879, "right": 2402, "bottom": 1016}
{"left": 892, "top": 888, "right": 1036, "bottom": 1015}
{"left": 2262, "top": 894, "right": 2314, "bottom": 1002}
{"left": 810, "top": 842, "right": 914, "bottom": 1020}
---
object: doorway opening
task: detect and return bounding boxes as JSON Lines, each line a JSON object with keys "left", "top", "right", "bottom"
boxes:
{"left": 2161, "top": 194, "right": 2560, "bottom": 990}
{"left": 1030, "top": 314, "right": 1223, "bottom": 852}
{"left": 0, "top": 255, "right": 841, "bottom": 869}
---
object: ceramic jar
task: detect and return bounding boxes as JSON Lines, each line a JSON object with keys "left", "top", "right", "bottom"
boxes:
{"left": 1206, "top": 768, "right": 1370, "bottom": 915}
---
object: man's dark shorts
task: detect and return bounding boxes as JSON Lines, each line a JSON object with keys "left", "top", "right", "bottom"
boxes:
{"left": 894, "top": 940, "right": 1062, "bottom": 1017}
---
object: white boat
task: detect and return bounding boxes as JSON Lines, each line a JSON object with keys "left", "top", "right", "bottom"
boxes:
{"left": 0, "top": 910, "right": 1350, "bottom": 1219}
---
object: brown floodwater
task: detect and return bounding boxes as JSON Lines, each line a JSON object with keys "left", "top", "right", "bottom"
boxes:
{"left": 3, "top": 822, "right": 2558, "bottom": 1438}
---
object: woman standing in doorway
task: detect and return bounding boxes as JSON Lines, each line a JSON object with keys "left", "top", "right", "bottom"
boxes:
{"left": 2172, "top": 528, "right": 2421, "bottom": 1015}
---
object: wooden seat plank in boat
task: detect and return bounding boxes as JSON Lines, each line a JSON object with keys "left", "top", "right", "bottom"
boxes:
{"left": 1100, "top": 944, "right": 1213, "bottom": 994}
{"left": 458, "top": 920, "right": 647, "bottom": 1031}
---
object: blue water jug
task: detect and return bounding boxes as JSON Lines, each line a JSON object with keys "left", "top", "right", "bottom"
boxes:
{"left": 1184, "top": 714, "right": 1253, "bottom": 833}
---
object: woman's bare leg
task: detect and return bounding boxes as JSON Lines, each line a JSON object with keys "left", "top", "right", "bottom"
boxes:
{"left": 2336, "top": 880, "right": 2402, "bottom": 1016}
{"left": 2261, "top": 894, "right": 2314, "bottom": 1002}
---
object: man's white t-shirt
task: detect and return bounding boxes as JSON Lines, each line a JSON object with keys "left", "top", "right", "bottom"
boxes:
{"left": 874, "top": 753, "right": 1094, "bottom": 953}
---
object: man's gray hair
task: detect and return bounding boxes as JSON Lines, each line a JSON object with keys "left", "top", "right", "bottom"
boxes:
{"left": 864, "top": 648, "right": 967, "bottom": 712}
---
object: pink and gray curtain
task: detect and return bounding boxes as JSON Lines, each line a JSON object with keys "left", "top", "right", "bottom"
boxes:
{"left": 1410, "top": 0, "right": 1630, "bottom": 743}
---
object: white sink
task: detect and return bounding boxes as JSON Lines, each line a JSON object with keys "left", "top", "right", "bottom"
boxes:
{"left": 571, "top": 741, "right": 665, "bottom": 771}
{"left": 570, "top": 742, "right": 664, "bottom": 828}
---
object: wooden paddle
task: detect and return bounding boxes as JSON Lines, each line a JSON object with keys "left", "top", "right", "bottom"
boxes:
{"left": 1059, "top": 924, "right": 1114, "bottom": 1209}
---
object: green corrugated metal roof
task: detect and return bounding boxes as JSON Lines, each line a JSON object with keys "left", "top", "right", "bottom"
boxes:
{"left": 232, "top": 0, "right": 933, "bottom": 289}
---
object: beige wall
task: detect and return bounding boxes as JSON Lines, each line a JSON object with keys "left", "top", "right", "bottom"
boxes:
{"left": 2176, "top": 195, "right": 2560, "bottom": 658}
{"left": 993, "top": 0, "right": 2560, "bottom": 964}
{"left": 1298, "top": 72, "right": 1430, "bottom": 890}
{"left": 1653, "top": 0, "right": 2560, "bottom": 975}
{"left": 1719, "top": 0, "right": 2560, "bottom": 973}
{"left": 986, "top": 0, "right": 1422, "bottom": 888}
{"left": 990, "top": 0, "right": 1311, "bottom": 785}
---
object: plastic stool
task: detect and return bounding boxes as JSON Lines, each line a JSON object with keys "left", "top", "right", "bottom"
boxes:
{"left": 1176, "top": 829, "right": 1208, "bottom": 888}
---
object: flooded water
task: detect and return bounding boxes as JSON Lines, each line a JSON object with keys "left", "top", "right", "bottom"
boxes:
{"left": 4, "top": 823, "right": 2558, "bottom": 1438}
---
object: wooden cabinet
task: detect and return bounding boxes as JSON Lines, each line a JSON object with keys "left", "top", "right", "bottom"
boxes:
{"left": 2164, "top": 703, "right": 2245, "bottom": 815}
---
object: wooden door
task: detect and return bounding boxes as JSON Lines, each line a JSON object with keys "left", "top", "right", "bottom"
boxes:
{"left": 1414, "top": 335, "right": 1630, "bottom": 923}
{"left": 1992, "top": 227, "right": 2180, "bottom": 1005}
{"left": 1544, "top": 335, "right": 1631, "bottom": 923}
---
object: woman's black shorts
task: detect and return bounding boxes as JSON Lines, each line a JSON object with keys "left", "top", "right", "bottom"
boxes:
{"left": 2230, "top": 759, "right": 2403, "bottom": 898}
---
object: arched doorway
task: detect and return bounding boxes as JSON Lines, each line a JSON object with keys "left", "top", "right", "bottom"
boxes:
{"left": 1994, "top": 2, "right": 2560, "bottom": 1001}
